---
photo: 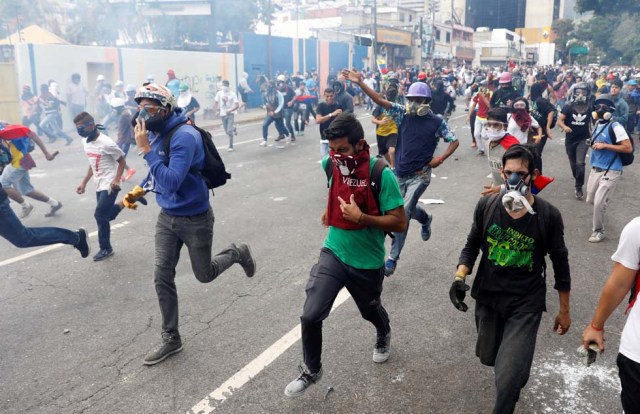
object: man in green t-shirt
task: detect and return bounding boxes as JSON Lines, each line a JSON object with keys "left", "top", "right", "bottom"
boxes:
{"left": 284, "top": 113, "right": 406, "bottom": 397}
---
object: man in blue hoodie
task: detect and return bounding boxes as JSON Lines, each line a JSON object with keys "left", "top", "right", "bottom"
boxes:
{"left": 128, "top": 84, "right": 256, "bottom": 365}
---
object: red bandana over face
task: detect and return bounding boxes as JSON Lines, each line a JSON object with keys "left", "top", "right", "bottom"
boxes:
{"left": 326, "top": 143, "right": 380, "bottom": 230}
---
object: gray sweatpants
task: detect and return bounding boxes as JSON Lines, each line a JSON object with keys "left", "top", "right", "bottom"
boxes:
{"left": 586, "top": 168, "right": 622, "bottom": 233}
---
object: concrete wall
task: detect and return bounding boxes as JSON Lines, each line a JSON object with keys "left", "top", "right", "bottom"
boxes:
{"left": 14, "top": 43, "right": 243, "bottom": 124}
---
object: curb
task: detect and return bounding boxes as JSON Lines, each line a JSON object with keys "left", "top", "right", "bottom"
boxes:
{"left": 199, "top": 114, "right": 264, "bottom": 130}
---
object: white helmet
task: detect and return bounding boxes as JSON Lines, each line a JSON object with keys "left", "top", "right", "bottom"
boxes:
{"left": 96, "top": 74, "right": 105, "bottom": 81}
{"left": 134, "top": 83, "right": 176, "bottom": 109}
{"left": 114, "top": 80, "right": 124, "bottom": 87}
{"left": 110, "top": 97, "right": 125, "bottom": 108}
{"left": 276, "top": 74, "right": 286, "bottom": 82}
{"left": 146, "top": 74, "right": 154, "bottom": 82}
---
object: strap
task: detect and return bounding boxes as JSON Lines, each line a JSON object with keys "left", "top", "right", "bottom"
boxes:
{"left": 603, "top": 123, "right": 619, "bottom": 175}
{"left": 324, "top": 158, "right": 333, "bottom": 188}
{"left": 163, "top": 121, "right": 189, "bottom": 157}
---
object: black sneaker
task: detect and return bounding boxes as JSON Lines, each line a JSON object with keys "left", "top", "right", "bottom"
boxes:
{"left": 575, "top": 188, "right": 584, "bottom": 200}
{"left": 274, "top": 135, "right": 285, "bottom": 142}
{"left": 373, "top": 331, "right": 391, "bottom": 363}
{"left": 143, "top": 333, "right": 183, "bottom": 366}
{"left": 284, "top": 366, "right": 323, "bottom": 397}
{"left": 74, "top": 228, "right": 90, "bottom": 258}
{"left": 234, "top": 243, "right": 256, "bottom": 277}
{"left": 93, "top": 248, "right": 114, "bottom": 262}
{"left": 45, "top": 201, "right": 63, "bottom": 217}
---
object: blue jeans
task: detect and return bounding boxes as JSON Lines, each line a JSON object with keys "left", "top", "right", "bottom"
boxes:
{"left": 95, "top": 189, "right": 122, "bottom": 250}
{"left": 262, "top": 115, "right": 288, "bottom": 140}
{"left": 154, "top": 208, "right": 240, "bottom": 335}
{"left": 389, "top": 167, "right": 432, "bottom": 260}
{"left": 283, "top": 108, "right": 296, "bottom": 136}
{"left": 0, "top": 196, "right": 78, "bottom": 248}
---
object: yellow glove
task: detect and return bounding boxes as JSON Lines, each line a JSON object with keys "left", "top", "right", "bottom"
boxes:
{"left": 123, "top": 185, "right": 146, "bottom": 210}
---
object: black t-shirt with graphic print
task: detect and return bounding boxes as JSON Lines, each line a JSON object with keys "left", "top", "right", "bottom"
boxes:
{"left": 561, "top": 103, "right": 592, "bottom": 141}
{"left": 474, "top": 202, "right": 547, "bottom": 313}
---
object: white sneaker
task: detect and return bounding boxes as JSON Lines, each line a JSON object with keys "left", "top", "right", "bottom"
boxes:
{"left": 227, "top": 147, "right": 235, "bottom": 152}
{"left": 588, "top": 232, "right": 605, "bottom": 243}
{"left": 259, "top": 140, "right": 268, "bottom": 147}
{"left": 20, "top": 203, "right": 34, "bottom": 219}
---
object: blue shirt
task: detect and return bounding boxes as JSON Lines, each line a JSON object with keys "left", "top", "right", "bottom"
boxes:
{"left": 141, "top": 110, "right": 209, "bottom": 216}
{"left": 590, "top": 121, "right": 629, "bottom": 172}
{"left": 385, "top": 102, "right": 457, "bottom": 177}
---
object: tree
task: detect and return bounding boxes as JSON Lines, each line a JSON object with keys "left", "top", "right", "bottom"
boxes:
{"left": 551, "top": 19, "right": 574, "bottom": 63}
{"left": 576, "top": 0, "right": 640, "bottom": 15}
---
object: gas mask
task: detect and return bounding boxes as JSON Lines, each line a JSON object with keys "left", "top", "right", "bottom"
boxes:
{"left": 405, "top": 100, "right": 431, "bottom": 116}
{"left": 137, "top": 107, "right": 166, "bottom": 132}
{"left": 501, "top": 172, "right": 535, "bottom": 214}
{"left": 592, "top": 104, "right": 612, "bottom": 122}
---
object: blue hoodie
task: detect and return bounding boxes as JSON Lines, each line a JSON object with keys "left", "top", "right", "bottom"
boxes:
{"left": 141, "top": 109, "right": 209, "bottom": 216}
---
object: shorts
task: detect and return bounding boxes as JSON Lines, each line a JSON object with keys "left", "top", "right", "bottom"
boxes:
{"left": 0, "top": 165, "right": 34, "bottom": 195}
{"left": 376, "top": 134, "right": 398, "bottom": 156}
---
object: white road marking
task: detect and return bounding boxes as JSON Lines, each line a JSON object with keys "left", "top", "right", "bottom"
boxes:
{"left": 0, "top": 221, "right": 130, "bottom": 268}
{"left": 188, "top": 288, "right": 352, "bottom": 414}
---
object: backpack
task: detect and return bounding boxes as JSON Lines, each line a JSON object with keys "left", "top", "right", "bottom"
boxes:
{"left": 532, "top": 99, "right": 558, "bottom": 130}
{"left": 164, "top": 122, "right": 231, "bottom": 190}
{"left": 592, "top": 122, "right": 635, "bottom": 170}
{"left": 324, "top": 157, "right": 394, "bottom": 237}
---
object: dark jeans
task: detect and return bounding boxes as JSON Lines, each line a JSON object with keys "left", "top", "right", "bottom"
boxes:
{"left": 0, "top": 197, "right": 78, "bottom": 248}
{"left": 154, "top": 208, "right": 240, "bottom": 336}
{"left": 475, "top": 303, "right": 542, "bottom": 414}
{"left": 617, "top": 353, "right": 640, "bottom": 413}
{"left": 470, "top": 110, "right": 477, "bottom": 142}
{"left": 300, "top": 248, "right": 390, "bottom": 373}
{"left": 283, "top": 108, "right": 296, "bottom": 137}
{"left": 627, "top": 112, "right": 638, "bottom": 133}
{"left": 95, "top": 189, "right": 123, "bottom": 251}
{"left": 565, "top": 138, "right": 589, "bottom": 189}
{"left": 294, "top": 108, "right": 306, "bottom": 132}
{"left": 262, "top": 115, "right": 288, "bottom": 140}
{"left": 534, "top": 135, "right": 547, "bottom": 172}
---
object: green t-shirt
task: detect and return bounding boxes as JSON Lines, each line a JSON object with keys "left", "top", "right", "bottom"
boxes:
{"left": 322, "top": 156, "right": 404, "bottom": 269}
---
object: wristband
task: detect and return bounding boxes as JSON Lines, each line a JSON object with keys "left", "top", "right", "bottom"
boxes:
{"left": 358, "top": 212, "right": 365, "bottom": 224}
{"left": 454, "top": 270, "right": 466, "bottom": 281}
{"left": 590, "top": 322, "right": 604, "bottom": 332}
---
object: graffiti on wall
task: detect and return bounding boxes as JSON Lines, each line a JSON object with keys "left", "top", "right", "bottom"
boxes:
{"left": 179, "top": 74, "right": 220, "bottom": 101}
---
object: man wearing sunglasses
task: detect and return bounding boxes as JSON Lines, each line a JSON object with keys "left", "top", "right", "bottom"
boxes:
{"left": 130, "top": 84, "right": 256, "bottom": 366}
{"left": 452, "top": 144, "right": 571, "bottom": 414}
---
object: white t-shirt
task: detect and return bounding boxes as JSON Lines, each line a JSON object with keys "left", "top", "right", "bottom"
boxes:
{"left": 83, "top": 133, "right": 124, "bottom": 192}
{"left": 507, "top": 113, "right": 539, "bottom": 144}
{"left": 363, "top": 78, "right": 376, "bottom": 90}
{"left": 613, "top": 217, "right": 640, "bottom": 363}
{"left": 215, "top": 90, "right": 239, "bottom": 116}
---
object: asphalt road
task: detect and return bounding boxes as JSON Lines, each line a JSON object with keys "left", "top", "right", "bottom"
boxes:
{"left": 1, "top": 104, "right": 638, "bottom": 414}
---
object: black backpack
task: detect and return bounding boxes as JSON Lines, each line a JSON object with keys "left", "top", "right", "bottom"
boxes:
{"left": 164, "top": 122, "right": 231, "bottom": 190}
{"left": 608, "top": 123, "right": 635, "bottom": 167}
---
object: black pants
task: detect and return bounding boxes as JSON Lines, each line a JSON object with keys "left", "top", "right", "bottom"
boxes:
{"left": 300, "top": 248, "right": 390, "bottom": 373}
{"left": 534, "top": 135, "right": 548, "bottom": 172}
{"left": 470, "top": 110, "right": 477, "bottom": 142}
{"left": 618, "top": 353, "right": 640, "bottom": 413}
{"left": 565, "top": 138, "right": 589, "bottom": 190}
{"left": 475, "top": 303, "right": 542, "bottom": 414}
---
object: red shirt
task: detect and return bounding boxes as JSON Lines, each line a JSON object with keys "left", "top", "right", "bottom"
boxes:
{"left": 473, "top": 91, "right": 492, "bottom": 119}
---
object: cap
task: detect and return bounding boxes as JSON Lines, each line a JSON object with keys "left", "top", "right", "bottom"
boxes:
{"left": 629, "top": 79, "right": 638, "bottom": 86}
{"left": 125, "top": 84, "right": 136, "bottom": 93}
{"left": 417, "top": 72, "right": 427, "bottom": 80}
{"left": 179, "top": 83, "right": 189, "bottom": 92}
{"left": 167, "top": 69, "right": 175, "bottom": 76}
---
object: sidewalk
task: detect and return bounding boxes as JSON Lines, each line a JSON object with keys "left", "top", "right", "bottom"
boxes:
{"left": 198, "top": 108, "right": 264, "bottom": 130}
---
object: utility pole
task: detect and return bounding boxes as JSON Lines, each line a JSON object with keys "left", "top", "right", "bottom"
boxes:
{"left": 267, "top": 0, "right": 273, "bottom": 78}
{"left": 208, "top": 0, "right": 216, "bottom": 51}
{"left": 372, "top": 0, "right": 378, "bottom": 72}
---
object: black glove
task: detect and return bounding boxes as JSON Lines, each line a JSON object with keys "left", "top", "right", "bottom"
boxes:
{"left": 449, "top": 279, "right": 470, "bottom": 312}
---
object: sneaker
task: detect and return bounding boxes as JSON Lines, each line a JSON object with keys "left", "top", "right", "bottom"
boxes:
{"left": 575, "top": 188, "right": 584, "bottom": 200}
{"left": 373, "top": 331, "right": 391, "bottom": 363}
{"left": 274, "top": 135, "right": 285, "bottom": 142}
{"left": 300, "top": 131, "right": 305, "bottom": 136}
{"left": 123, "top": 168, "right": 137, "bottom": 182}
{"left": 20, "top": 203, "right": 34, "bottom": 219}
{"left": 290, "top": 136, "right": 296, "bottom": 143}
{"left": 384, "top": 257, "right": 397, "bottom": 277}
{"left": 227, "top": 147, "right": 235, "bottom": 152}
{"left": 284, "top": 366, "right": 323, "bottom": 398}
{"left": 93, "top": 248, "right": 114, "bottom": 262}
{"left": 234, "top": 242, "right": 256, "bottom": 277}
{"left": 259, "top": 140, "right": 268, "bottom": 147}
{"left": 588, "top": 231, "right": 605, "bottom": 243}
{"left": 44, "top": 201, "right": 63, "bottom": 217}
{"left": 478, "top": 150, "right": 485, "bottom": 156}
{"left": 421, "top": 213, "right": 433, "bottom": 241}
{"left": 74, "top": 228, "right": 90, "bottom": 258}
{"left": 143, "top": 333, "right": 183, "bottom": 366}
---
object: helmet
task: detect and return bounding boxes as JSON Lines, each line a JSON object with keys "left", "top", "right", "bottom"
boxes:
{"left": 606, "top": 73, "right": 615, "bottom": 80}
{"left": 96, "top": 74, "right": 105, "bottom": 81}
{"left": 179, "top": 83, "right": 189, "bottom": 92}
{"left": 406, "top": 82, "right": 431, "bottom": 99}
{"left": 276, "top": 75, "right": 286, "bottom": 82}
{"left": 134, "top": 84, "right": 176, "bottom": 108}
{"left": 499, "top": 72, "right": 512, "bottom": 84}
{"left": 417, "top": 72, "right": 427, "bottom": 80}
{"left": 474, "top": 75, "right": 484, "bottom": 83}
{"left": 124, "top": 84, "right": 136, "bottom": 93}
{"left": 110, "top": 97, "right": 125, "bottom": 108}
{"left": 114, "top": 80, "right": 124, "bottom": 87}
{"left": 594, "top": 94, "right": 615, "bottom": 110}
{"left": 146, "top": 74, "right": 154, "bottom": 81}
{"left": 572, "top": 82, "right": 590, "bottom": 98}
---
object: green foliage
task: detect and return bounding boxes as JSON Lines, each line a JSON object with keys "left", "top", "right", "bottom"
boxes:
{"left": 551, "top": 19, "right": 574, "bottom": 61}
{"left": 576, "top": 0, "right": 640, "bottom": 15}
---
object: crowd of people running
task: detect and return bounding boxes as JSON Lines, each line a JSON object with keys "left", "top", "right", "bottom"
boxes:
{"left": 1, "top": 61, "right": 640, "bottom": 414}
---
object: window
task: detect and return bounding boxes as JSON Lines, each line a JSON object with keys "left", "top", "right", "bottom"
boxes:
{"left": 436, "top": 29, "right": 441, "bottom": 41}
{"left": 400, "top": 13, "right": 405, "bottom": 22}
{"left": 446, "top": 32, "right": 451, "bottom": 43}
